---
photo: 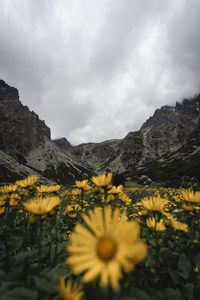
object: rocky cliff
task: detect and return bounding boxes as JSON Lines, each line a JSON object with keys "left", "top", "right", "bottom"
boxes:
{"left": 0, "top": 80, "right": 94, "bottom": 184}
{"left": 0, "top": 80, "right": 51, "bottom": 157}
{"left": 70, "top": 94, "right": 200, "bottom": 179}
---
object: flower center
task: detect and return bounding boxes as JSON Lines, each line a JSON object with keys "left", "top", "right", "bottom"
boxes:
{"left": 96, "top": 236, "right": 117, "bottom": 262}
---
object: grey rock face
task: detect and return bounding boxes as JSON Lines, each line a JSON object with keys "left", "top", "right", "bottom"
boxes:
{"left": 70, "top": 95, "right": 200, "bottom": 175}
{"left": 0, "top": 80, "right": 19, "bottom": 102}
{"left": 53, "top": 137, "right": 71, "bottom": 150}
{"left": 0, "top": 80, "right": 94, "bottom": 183}
{"left": 0, "top": 80, "right": 51, "bottom": 156}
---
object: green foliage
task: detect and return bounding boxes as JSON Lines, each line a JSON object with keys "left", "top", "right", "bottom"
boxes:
{"left": 0, "top": 177, "right": 200, "bottom": 299}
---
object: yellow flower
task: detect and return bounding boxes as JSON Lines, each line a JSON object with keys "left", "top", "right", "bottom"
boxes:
{"left": 170, "top": 218, "right": 188, "bottom": 233}
{"left": 16, "top": 175, "right": 38, "bottom": 188}
{"left": 37, "top": 185, "right": 61, "bottom": 193}
{"left": 66, "top": 206, "right": 147, "bottom": 291}
{"left": 0, "top": 184, "right": 18, "bottom": 194}
{"left": 137, "top": 196, "right": 169, "bottom": 215}
{"left": 118, "top": 192, "right": 131, "bottom": 204}
{"left": 58, "top": 277, "right": 84, "bottom": 300}
{"left": 63, "top": 204, "right": 81, "bottom": 218}
{"left": 108, "top": 185, "right": 123, "bottom": 195}
{"left": 180, "top": 189, "right": 200, "bottom": 203}
{"left": 71, "top": 188, "right": 82, "bottom": 196}
{"left": 0, "top": 196, "right": 6, "bottom": 206}
{"left": 105, "top": 194, "right": 115, "bottom": 203}
{"left": 9, "top": 198, "right": 18, "bottom": 206}
{"left": 0, "top": 207, "right": 5, "bottom": 215}
{"left": 23, "top": 197, "right": 61, "bottom": 215}
{"left": 75, "top": 180, "right": 90, "bottom": 191}
{"left": 146, "top": 217, "right": 166, "bottom": 232}
{"left": 91, "top": 173, "right": 113, "bottom": 187}
{"left": 182, "top": 204, "right": 200, "bottom": 211}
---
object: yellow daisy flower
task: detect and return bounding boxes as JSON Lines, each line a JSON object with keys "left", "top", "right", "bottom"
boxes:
{"left": 75, "top": 180, "right": 90, "bottom": 191}
{"left": 58, "top": 277, "right": 84, "bottom": 300}
{"left": 108, "top": 185, "right": 123, "bottom": 195}
{"left": 0, "top": 184, "right": 18, "bottom": 194}
{"left": 180, "top": 189, "right": 200, "bottom": 203}
{"left": 16, "top": 175, "right": 38, "bottom": 188}
{"left": 91, "top": 173, "right": 113, "bottom": 187}
{"left": 118, "top": 192, "right": 131, "bottom": 204}
{"left": 170, "top": 218, "right": 188, "bottom": 233}
{"left": 66, "top": 206, "right": 147, "bottom": 291}
{"left": 0, "top": 207, "right": 5, "bottom": 215}
{"left": 146, "top": 217, "right": 166, "bottom": 232}
{"left": 23, "top": 196, "right": 61, "bottom": 215}
{"left": 137, "top": 196, "right": 169, "bottom": 215}
{"left": 37, "top": 185, "right": 61, "bottom": 193}
{"left": 0, "top": 196, "right": 6, "bottom": 206}
{"left": 71, "top": 188, "right": 82, "bottom": 197}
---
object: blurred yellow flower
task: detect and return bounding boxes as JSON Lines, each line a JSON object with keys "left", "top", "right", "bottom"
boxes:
{"left": 118, "top": 192, "right": 131, "bottom": 204}
{"left": 63, "top": 204, "right": 81, "bottom": 218}
{"left": 0, "top": 207, "right": 5, "bottom": 215}
{"left": 66, "top": 206, "right": 147, "bottom": 291}
{"left": 16, "top": 175, "right": 38, "bottom": 188}
{"left": 108, "top": 185, "right": 123, "bottom": 194}
{"left": 0, "top": 184, "right": 18, "bottom": 194}
{"left": 75, "top": 180, "right": 90, "bottom": 191}
{"left": 146, "top": 217, "right": 166, "bottom": 232}
{"left": 58, "top": 277, "right": 84, "bottom": 300}
{"left": 180, "top": 189, "right": 200, "bottom": 203}
{"left": 9, "top": 198, "right": 18, "bottom": 206}
{"left": 91, "top": 173, "right": 113, "bottom": 187}
{"left": 0, "top": 197, "right": 6, "bottom": 206}
{"left": 182, "top": 204, "right": 200, "bottom": 211}
{"left": 37, "top": 185, "right": 61, "bottom": 193}
{"left": 71, "top": 188, "right": 82, "bottom": 196}
{"left": 137, "top": 196, "right": 169, "bottom": 215}
{"left": 23, "top": 196, "right": 61, "bottom": 215}
{"left": 170, "top": 218, "right": 188, "bottom": 233}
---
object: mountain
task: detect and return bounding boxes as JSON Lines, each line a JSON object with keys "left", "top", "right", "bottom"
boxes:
{"left": 70, "top": 95, "right": 200, "bottom": 181}
{"left": 0, "top": 80, "right": 94, "bottom": 184}
{"left": 137, "top": 118, "right": 200, "bottom": 185}
{"left": 1, "top": 79, "right": 200, "bottom": 185}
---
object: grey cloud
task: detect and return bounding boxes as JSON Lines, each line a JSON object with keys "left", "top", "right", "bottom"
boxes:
{"left": 0, "top": 0, "right": 200, "bottom": 145}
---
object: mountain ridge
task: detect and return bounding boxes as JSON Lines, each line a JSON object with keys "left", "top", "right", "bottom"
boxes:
{"left": 0, "top": 79, "right": 200, "bottom": 185}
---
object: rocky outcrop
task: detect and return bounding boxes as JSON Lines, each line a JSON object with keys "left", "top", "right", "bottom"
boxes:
{"left": 53, "top": 137, "right": 72, "bottom": 150}
{"left": 70, "top": 94, "right": 200, "bottom": 178}
{"left": 134, "top": 117, "right": 200, "bottom": 185}
{"left": 26, "top": 137, "right": 94, "bottom": 184}
{"left": 0, "top": 80, "right": 94, "bottom": 184}
{"left": 0, "top": 80, "right": 51, "bottom": 157}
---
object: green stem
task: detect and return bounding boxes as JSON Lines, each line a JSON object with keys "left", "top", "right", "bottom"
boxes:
{"left": 38, "top": 218, "right": 43, "bottom": 273}
{"left": 54, "top": 212, "right": 58, "bottom": 261}
{"left": 5, "top": 204, "right": 10, "bottom": 273}
{"left": 104, "top": 187, "right": 108, "bottom": 204}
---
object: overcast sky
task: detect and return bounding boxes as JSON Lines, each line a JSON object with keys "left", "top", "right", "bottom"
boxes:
{"left": 1, "top": 0, "right": 200, "bottom": 145}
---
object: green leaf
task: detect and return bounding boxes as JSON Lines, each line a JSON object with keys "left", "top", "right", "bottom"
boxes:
{"left": 1, "top": 287, "right": 37, "bottom": 300}
{"left": 129, "top": 287, "right": 151, "bottom": 300}
{"left": 178, "top": 254, "right": 192, "bottom": 279}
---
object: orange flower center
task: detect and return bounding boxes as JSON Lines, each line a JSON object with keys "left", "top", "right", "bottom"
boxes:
{"left": 96, "top": 236, "right": 117, "bottom": 262}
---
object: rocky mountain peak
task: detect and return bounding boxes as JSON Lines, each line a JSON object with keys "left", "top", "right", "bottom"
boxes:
{"left": 175, "top": 95, "right": 200, "bottom": 120}
{"left": 0, "top": 79, "right": 19, "bottom": 102}
{"left": 0, "top": 79, "right": 51, "bottom": 156}
{"left": 53, "top": 137, "right": 72, "bottom": 150}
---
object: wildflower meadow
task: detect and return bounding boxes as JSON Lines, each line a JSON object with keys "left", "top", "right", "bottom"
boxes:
{"left": 0, "top": 174, "right": 199, "bottom": 300}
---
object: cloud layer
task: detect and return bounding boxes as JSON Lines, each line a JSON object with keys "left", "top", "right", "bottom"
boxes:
{"left": 1, "top": 0, "right": 200, "bottom": 144}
